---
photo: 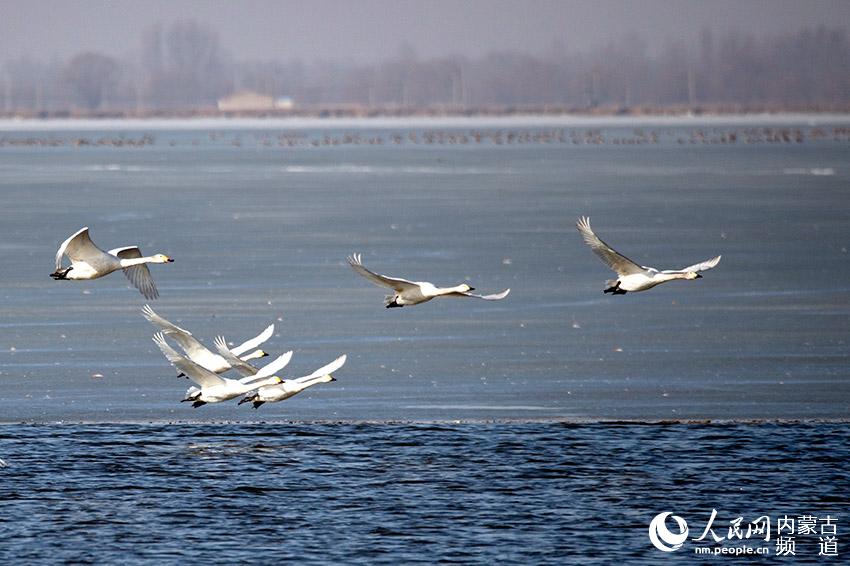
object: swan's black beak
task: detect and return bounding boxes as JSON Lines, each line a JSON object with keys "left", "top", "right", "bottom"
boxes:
{"left": 329, "top": 375, "right": 337, "bottom": 382}
{"left": 167, "top": 258, "right": 175, "bottom": 263}
{"left": 695, "top": 274, "right": 703, "bottom": 279}
{"left": 468, "top": 287, "right": 476, "bottom": 291}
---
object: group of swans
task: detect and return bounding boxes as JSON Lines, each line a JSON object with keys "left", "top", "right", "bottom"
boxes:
{"left": 51, "top": 220, "right": 720, "bottom": 410}
{"left": 142, "top": 305, "right": 272, "bottom": 375}
{"left": 53, "top": 222, "right": 719, "bottom": 303}
{"left": 343, "top": 218, "right": 721, "bottom": 301}
{"left": 143, "top": 306, "right": 345, "bottom": 409}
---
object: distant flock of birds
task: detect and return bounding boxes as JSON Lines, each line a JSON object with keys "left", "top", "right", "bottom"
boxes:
{"left": 5, "top": 125, "right": 850, "bottom": 150}
{"left": 51, "top": 219, "right": 721, "bottom": 409}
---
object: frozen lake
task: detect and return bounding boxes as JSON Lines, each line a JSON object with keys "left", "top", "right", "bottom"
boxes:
{"left": 0, "top": 116, "right": 848, "bottom": 422}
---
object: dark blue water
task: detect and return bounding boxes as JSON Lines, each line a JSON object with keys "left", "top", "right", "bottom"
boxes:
{"left": 0, "top": 422, "right": 846, "bottom": 564}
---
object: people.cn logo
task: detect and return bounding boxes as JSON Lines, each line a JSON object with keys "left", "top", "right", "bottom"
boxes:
{"left": 649, "top": 512, "right": 690, "bottom": 552}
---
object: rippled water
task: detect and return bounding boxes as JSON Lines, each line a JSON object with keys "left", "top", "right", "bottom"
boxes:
{"left": 0, "top": 422, "right": 847, "bottom": 564}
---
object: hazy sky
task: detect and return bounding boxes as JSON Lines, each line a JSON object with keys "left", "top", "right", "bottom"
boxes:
{"left": 2, "top": 0, "right": 849, "bottom": 63}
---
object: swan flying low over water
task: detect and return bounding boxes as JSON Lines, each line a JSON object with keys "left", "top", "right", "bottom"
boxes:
{"left": 576, "top": 216, "right": 721, "bottom": 294}
{"left": 142, "top": 305, "right": 272, "bottom": 376}
{"left": 181, "top": 346, "right": 293, "bottom": 406}
{"left": 152, "top": 333, "right": 285, "bottom": 408}
{"left": 239, "top": 354, "right": 347, "bottom": 408}
{"left": 52, "top": 227, "right": 173, "bottom": 299}
{"left": 348, "top": 253, "right": 510, "bottom": 307}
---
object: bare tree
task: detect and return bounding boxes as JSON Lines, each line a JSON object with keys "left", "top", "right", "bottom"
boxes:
{"left": 62, "top": 52, "right": 119, "bottom": 110}
{"left": 4, "top": 23, "right": 850, "bottom": 113}
{"left": 140, "top": 21, "right": 229, "bottom": 108}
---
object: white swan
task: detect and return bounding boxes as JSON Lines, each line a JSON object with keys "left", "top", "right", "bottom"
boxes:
{"left": 52, "top": 227, "right": 173, "bottom": 299}
{"left": 576, "top": 216, "right": 721, "bottom": 294}
{"left": 239, "top": 355, "right": 346, "bottom": 408}
{"left": 152, "top": 333, "right": 285, "bottom": 407}
{"left": 182, "top": 349, "right": 294, "bottom": 405}
{"left": 142, "top": 305, "right": 272, "bottom": 376}
{"left": 347, "top": 254, "right": 510, "bottom": 308}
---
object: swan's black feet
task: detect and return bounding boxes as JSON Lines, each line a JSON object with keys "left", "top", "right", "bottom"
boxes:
{"left": 252, "top": 401, "right": 265, "bottom": 409}
{"left": 192, "top": 401, "right": 207, "bottom": 408}
{"left": 603, "top": 282, "right": 627, "bottom": 295}
{"left": 386, "top": 302, "right": 403, "bottom": 308}
{"left": 50, "top": 267, "right": 73, "bottom": 280}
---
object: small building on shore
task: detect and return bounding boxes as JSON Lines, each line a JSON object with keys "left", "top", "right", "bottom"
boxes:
{"left": 275, "top": 96, "right": 294, "bottom": 110}
{"left": 217, "top": 91, "right": 274, "bottom": 112}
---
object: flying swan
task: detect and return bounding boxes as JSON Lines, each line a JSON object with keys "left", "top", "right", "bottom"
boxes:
{"left": 152, "top": 333, "right": 286, "bottom": 408}
{"left": 181, "top": 347, "right": 293, "bottom": 406}
{"left": 347, "top": 253, "right": 510, "bottom": 308}
{"left": 52, "top": 227, "right": 173, "bottom": 299}
{"left": 142, "top": 305, "right": 272, "bottom": 376}
{"left": 239, "top": 354, "right": 347, "bottom": 408}
{"left": 576, "top": 216, "right": 721, "bottom": 294}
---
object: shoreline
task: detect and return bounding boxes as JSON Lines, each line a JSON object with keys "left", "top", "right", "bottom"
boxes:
{"left": 2, "top": 111, "right": 850, "bottom": 132}
{"left": 4, "top": 103, "right": 850, "bottom": 121}
{"left": 2, "top": 418, "right": 848, "bottom": 426}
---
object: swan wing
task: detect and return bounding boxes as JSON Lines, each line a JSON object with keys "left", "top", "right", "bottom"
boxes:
{"left": 110, "top": 247, "right": 158, "bottom": 300}
{"left": 141, "top": 305, "right": 222, "bottom": 368}
{"left": 56, "top": 227, "right": 110, "bottom": 268}
{"left": 230, "top": 323, "right": 275, "bottom": 357}
{"left": 576, "top": 216, "right": 647, "bottom": 276}
{"left": 445, "top": 288, "right": 511, "bottom": 301}
{"left": 241, "top": 351, "right": 293, "bottom": 384}
{"left": 675, "top": 255, "right": 722, "bottom": 274}
{"left": 293, "top": 354, "right": 347, "bottom": 383}
{"left": 152, "top": 333, "right": 224, "bottom": 388}
{"left": 141, "top": 305, "right": 193, "bottom": 337}
{"left": 243, "top": 351, "right": 294, "bottom": 382}
{"left": 109, "top": 246, "right": 142, "bottom": 258}
{"left": 213, "top": 335, "right": 259, "bottom": 377}
{"left": 347, "top": 253, "right": 419, "bottom": 292}
{"left": 55, "top": 228, "right": 84, "bottom": 269}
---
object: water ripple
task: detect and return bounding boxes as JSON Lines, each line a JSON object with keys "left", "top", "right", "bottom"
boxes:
{"left": 0, "top": 422, "right": 846, "bottom": 564}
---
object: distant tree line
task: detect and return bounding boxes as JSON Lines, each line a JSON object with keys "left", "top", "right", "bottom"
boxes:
{"left": 2, "top": 22, "right": 849, "bottom": 114}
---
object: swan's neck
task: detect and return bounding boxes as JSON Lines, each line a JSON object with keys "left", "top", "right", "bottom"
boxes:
{"left": 436, "top": 284, "right": 469, "bottom": 296}
{"left": 234, "top": 375, "right": 280, "bottom": 394}
{"left": 297, "top": 375, "right": 332, "bottom": 389}
{"left": 118, "top": 256, "right": 157, "bottom": 268}
{"left": 240, "top": 350, "right": 265, "bottom": 362}
{"left": 654, "top": 272, "right": 690, "bottom": 283}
